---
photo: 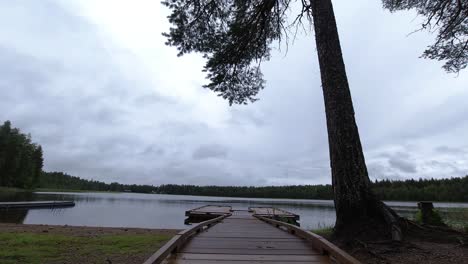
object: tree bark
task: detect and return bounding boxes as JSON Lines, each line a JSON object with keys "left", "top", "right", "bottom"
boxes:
{"left": 310, "top": 0, "right": 402, "bottom": 240}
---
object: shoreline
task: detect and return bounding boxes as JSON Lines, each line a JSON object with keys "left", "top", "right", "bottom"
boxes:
{"left": 0, "top": 222, "right": 181, "bottom": 235}
{"left": 3, "top": 186, "right": 468, "bottom": 203}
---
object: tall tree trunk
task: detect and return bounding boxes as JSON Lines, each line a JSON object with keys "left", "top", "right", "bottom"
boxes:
{"left": 310, "top": 0, "right": 402, "bottom": 240}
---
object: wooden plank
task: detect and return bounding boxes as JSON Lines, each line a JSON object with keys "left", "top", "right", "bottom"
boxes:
{"left": 188, "top": 236, "right": 303, "bottom": 242}
{"left": 196, "top": 233, "right": 297, "bottom": 239}
{"left": 184, "top": 243, "right": 312, "bottom": 251}
{"left": 143, "top": 214, "right": 230, "bottom": 264}
{"left": 180, "top": 247, "right": 318, "bottom": 255}
{"left": 250, "top": 207, "right": 295, "bottom": 216}
{"left": 250, "top": 207, "right": 299, "bottom": 219}
{"left": 170, "top": 253, "right": 329, "bottom": 262}
{"left": 185, "top": 205, "right": 232, "bottom": 216}
{"left": 203, "top": 228, "right": 286, "bottom": 233}
{"left": 185, "top": 239, "right": 313, "bottom": 250}
{"left": 165, "top": 259, "right": 329, "bottom": 264}
{"left": 255, "top": 216, "right": 361, "bottom": 264}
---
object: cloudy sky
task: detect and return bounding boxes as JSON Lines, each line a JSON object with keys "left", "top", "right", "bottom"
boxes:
{"left": 1, "top": 0, "right": 467, "bottom": 186}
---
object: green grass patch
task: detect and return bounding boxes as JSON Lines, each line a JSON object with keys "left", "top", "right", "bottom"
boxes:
{"left": 0, "top": 232, "right": 172, "bottom": 264}
{"left": 0, "top": 187, "right": 27, "bottom": 193}
{"left": 311, "top": 222, "right": 334, "bottom": 238}
{"left": 312, "top": 227, "right": 334, "bottom": 237}
{"left": 415, "top": 209, "right": 445, "bottom": 226}
{"left": 438, "top": 208, "right": 468, "bottom": 231}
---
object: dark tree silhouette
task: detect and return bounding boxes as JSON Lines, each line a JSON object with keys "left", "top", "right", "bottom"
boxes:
{"left": 383, "top": 0, "right": 468, "bottom": 73}
{"left": 162, "top": 0, "right": 403, "bottom": 240}
{"left": 0, "top": 121, "right": 43, "bottom": 189}
{"left": 156, "top": 176, "right": 468, "bottom": 202}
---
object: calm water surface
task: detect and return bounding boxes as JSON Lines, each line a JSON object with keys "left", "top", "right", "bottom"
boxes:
{"left": 1, "top": 192, "right": 467, "bottom": 230}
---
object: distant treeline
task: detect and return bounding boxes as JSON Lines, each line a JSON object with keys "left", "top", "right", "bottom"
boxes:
{"left": 158, "top": 176, "right": 468, "bottom": 202}
{"left": 157, "top": 184, "right": 333, "bottom": 199}
{"left": 373, "top": 177, "right": 468, "bottom": 202}
{"left": 39, "top": 171, "right": 468, "bottom": 202}
{"left": 40, "top": 172, "right": 158, "bottom": 194}
{"left": 0, "top": 121, "right": 43, "bottom": 189}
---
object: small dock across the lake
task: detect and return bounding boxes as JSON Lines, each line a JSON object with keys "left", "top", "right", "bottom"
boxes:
{"left": 145, "top": 205, "right": 360, "bottom": 264}
{"left": 0, "top": 201, "right": 75, "bottom": 209}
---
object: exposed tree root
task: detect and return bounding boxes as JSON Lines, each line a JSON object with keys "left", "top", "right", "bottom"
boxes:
{"left": 377, "top": 201, "right": 403, "bottom": 241}
{"left": 333, "top": 199, "right": 468, "bottom": 246}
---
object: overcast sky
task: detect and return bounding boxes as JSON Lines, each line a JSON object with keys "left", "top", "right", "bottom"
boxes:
{"left": 0, "top": 0, "right": 467, "bottom": 186}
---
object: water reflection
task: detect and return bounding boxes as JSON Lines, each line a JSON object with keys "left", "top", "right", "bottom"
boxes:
{"left": 0, "top": 192, "right": 466, "bottom": 230}
{"left": 0, "top": 209, "right": 28, "bottom": 222}
{"left": 0, "top": 190, "right": 35, "bottom": 202}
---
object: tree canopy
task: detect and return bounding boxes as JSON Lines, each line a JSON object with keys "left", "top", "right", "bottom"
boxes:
{"left": 0, "top": 121, "right": 43, "bottom": 189}
{"left": 383, "top": 0, "right": 468, "bottom": 73}
{"left": 39, "top": 171, "right": 158, "bottom": 193}
{"left": 163, "top": 0, "right": 309, "bottom": 105}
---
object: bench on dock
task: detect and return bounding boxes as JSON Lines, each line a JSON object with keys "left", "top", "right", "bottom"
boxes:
{"left": 0, "top": 201, "right": 75, "bottom": 209}
{"left": 145, "top": 206, "right": 360, "bottom": 264}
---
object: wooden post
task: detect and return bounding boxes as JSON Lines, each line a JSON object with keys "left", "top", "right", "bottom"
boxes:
{"left": 418, "top": 201, "right": 434, "bottom": 224}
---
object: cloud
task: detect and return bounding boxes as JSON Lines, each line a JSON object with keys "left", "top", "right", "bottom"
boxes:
{"left": 0, "top": 0, "right": 466, "bottom": 186}
{"left": 435, "top": 146, "right": 466, "bottom": 155}
{"left": 388, "top": 156, "right": 417, "bottom": 173}
{"left": 192, "top": 144, "right": 228, "bottom": 160}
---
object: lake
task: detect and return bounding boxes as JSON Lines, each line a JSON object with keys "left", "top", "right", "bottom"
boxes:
{"left": 1, "top": 192, "right": 467, "bottom": 230}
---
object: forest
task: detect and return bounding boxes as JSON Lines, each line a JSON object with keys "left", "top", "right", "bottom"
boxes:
{"left": 40, "top": 171, "right": 158, "bottom": 194}
{"left": 157, "top": 177, "right": 468, "bottom": 202}
{"left": 0, "top": 121, "right": 43, "bottom": 189}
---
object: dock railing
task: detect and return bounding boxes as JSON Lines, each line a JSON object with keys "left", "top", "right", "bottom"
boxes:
{"left": 143, "top": 213, "right": 231, "bottom": 264}
{"left": 255, "top": 215, "right": 361, "bottom": 264}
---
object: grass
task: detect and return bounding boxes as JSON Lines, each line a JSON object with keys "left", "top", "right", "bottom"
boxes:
{"left": 0, "top": 232, "right": 172, "bottom": 264}
{"left": 0, "top": 187, "right": 27, "bottom": 193}
{"left": 415, "top": 209, "right": 445, "bottom": 226}
{"left": 439, "top": 208, "right": 468, "bottom": 231}
{"left": 311, "top": 222, "right": 334, "bottom": 238}
{"left": 312, "top": 227, "right": 334, "bottom": 237}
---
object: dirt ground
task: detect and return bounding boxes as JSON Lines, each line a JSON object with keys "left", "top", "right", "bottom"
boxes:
{"left": 0, "top": 223, "right": 179, "bottom": 237}
{"left": 335, "top": 226, "right": 468, "bottom": 264}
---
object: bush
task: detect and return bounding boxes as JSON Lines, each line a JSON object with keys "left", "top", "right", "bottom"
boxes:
{"left": 415, "top": 209, "right": 445, "bottom": 226}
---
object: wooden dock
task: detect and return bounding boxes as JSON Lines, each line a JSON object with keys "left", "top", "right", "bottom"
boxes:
{"left": 250, "top": 206, "right": 300, "bottom": 225}
{"left": 185, "top": 205, "right": 232, "bottom": 224}
{"left": 145, "top": 206, "right": 360, "bottom": 264}
{"left": 0, "top": 201, "right": 75, "bottom": 209}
